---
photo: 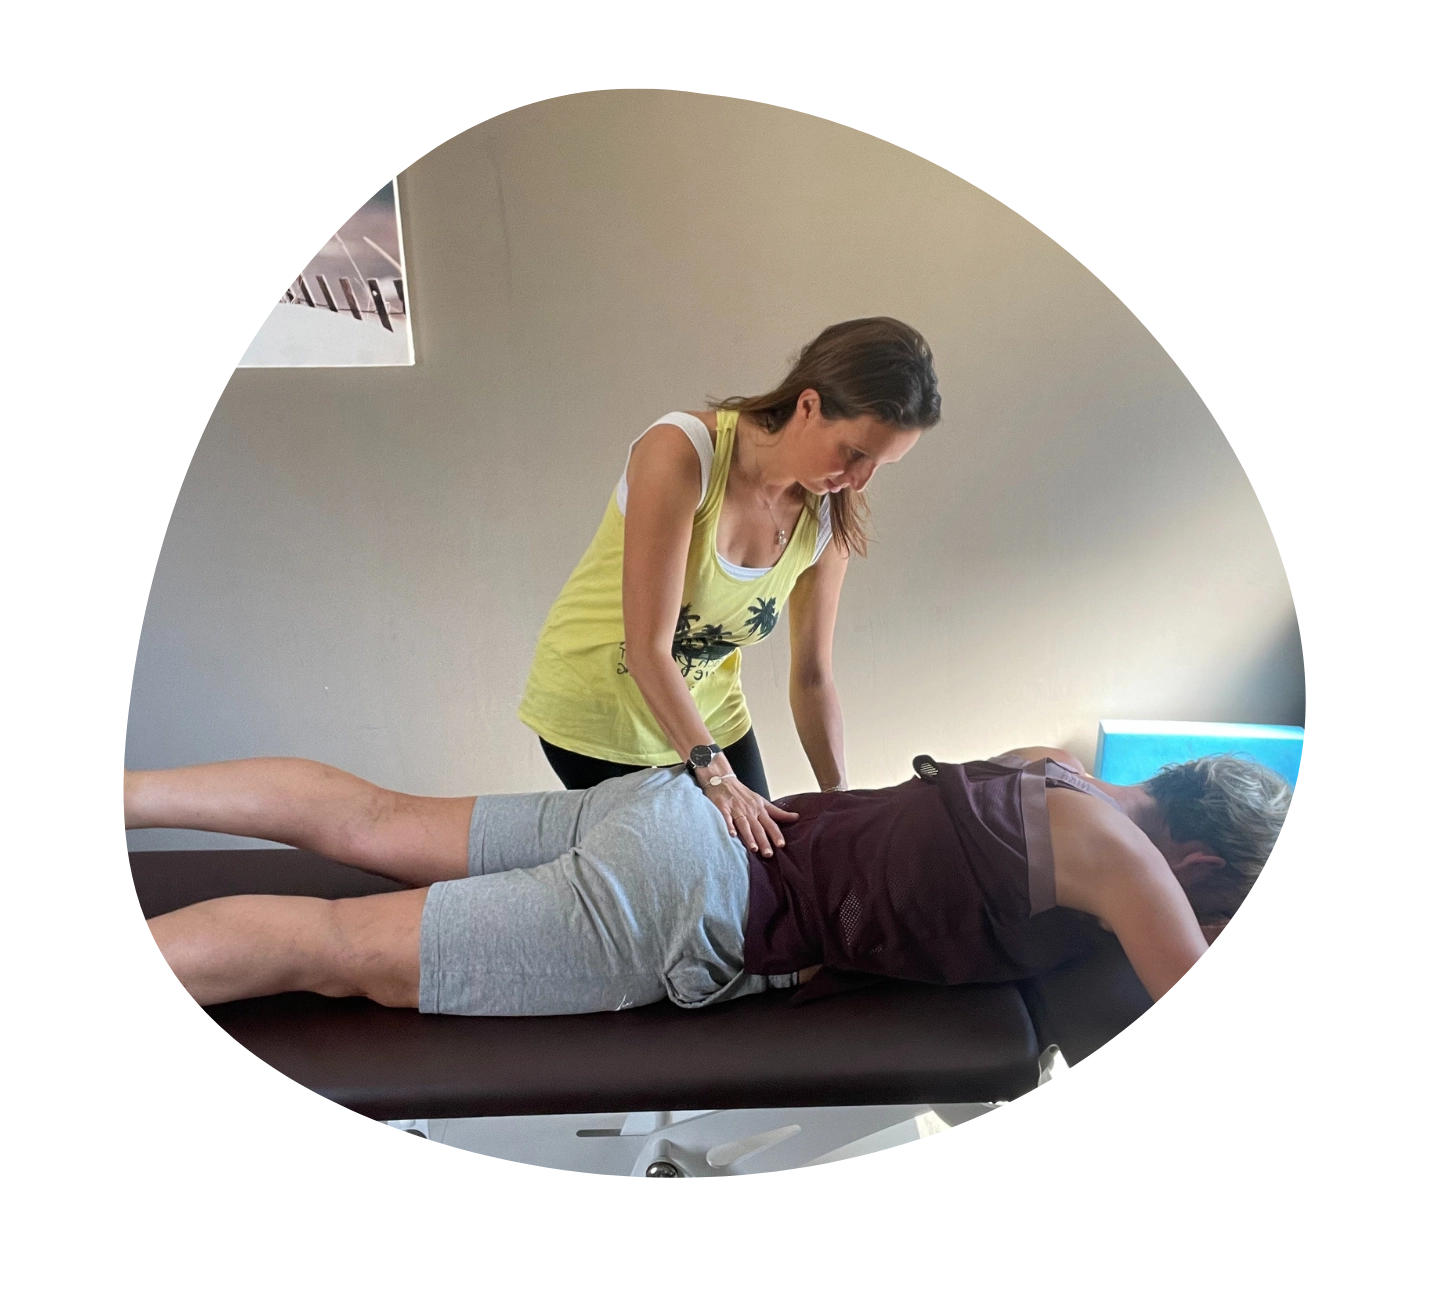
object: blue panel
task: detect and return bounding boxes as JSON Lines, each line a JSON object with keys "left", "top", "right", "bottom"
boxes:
{"left": 1094, "top": 720, "right": 1303, "bottom": 786}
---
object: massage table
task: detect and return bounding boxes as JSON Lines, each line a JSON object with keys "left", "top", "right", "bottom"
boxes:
{"left": 130, "top": 721, "right": 1297, "bottom": 1171}
{"left": 130, "top": 845, "right": 1154, "bottom": 1174}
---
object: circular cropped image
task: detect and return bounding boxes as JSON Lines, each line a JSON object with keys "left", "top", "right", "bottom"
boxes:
{"left": 125, "top": 89, "right": 1303, "bottom": 1177}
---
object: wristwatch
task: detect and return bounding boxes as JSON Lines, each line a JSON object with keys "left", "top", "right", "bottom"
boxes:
{"left": 684, "top": 743, "right": 722, "bottom": 779}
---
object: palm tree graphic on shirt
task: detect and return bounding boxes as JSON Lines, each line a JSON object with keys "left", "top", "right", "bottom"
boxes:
{"left": 670, "top": 606, "right": 733, "bottom": 679}
{"left": 618, "top": 597, "right": 781, "bottom": 681}
{"left": 744, "top": 596, "right": 778, "bottom": 639}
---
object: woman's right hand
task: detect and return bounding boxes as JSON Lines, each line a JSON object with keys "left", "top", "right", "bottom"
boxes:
{"left": 699, "top": 772, "right": 798, "bottom": 857}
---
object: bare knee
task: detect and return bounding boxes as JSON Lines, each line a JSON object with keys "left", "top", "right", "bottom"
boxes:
{"left": 316, "top": 890, "right": 425, "bottom": 1009}
{"left": 324, "top": 782, "right": 406, "bottom": 865}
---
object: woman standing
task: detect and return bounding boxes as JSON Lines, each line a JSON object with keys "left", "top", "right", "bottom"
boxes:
{"left": 519, "top": 317, "right": 941, "bottom": 856}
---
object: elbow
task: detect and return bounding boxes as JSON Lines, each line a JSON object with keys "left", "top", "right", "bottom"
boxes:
{"left": 624, "top": 642, "right": 676, "bottom": 686}
{"left": 789, "top": 665, "right": 835, "bottom": 696}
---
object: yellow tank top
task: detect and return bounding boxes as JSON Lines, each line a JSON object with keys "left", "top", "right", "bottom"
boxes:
{"left": 518, "top": 409, "right": 822, "bottom": 764}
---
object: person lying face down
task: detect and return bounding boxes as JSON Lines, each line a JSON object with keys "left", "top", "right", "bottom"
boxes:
{"left": 127, "top": 743, "right": 1291, "bottom": 1014}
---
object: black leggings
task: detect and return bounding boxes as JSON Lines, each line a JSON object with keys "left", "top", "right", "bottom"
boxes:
{"left": 539, "top": 727, "right": 771, "bottom": 799}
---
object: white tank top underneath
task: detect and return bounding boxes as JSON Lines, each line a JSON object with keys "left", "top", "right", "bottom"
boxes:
{"left": 614, "top": 413, "right": 832, "bottom": 576}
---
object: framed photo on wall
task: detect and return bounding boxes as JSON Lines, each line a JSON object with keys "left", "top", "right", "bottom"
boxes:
{"left": 238, "top": 181, "right": 414, "bottom": 367}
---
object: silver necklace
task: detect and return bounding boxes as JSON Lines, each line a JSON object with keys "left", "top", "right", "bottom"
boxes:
{"left": 761, "top": 489, "right": 789, "bottom": 551}
{"left": 741, "top": 424, "right": 789, "bottom": 550}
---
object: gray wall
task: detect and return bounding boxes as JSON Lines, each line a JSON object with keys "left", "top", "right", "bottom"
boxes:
{"left": 126, "top": 89, "right": 1303, "bottom": 848}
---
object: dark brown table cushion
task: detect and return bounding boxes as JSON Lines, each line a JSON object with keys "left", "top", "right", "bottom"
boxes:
{"left": 206, "top": 981, "right": 1042, "bottom": 1120}
{"left": 131, "top": 849, "right": 1043, "bottom": 1118}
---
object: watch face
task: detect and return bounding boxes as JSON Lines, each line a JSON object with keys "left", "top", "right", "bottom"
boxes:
{"left": 689, "top": 744, "right": 715, "bottom": 767}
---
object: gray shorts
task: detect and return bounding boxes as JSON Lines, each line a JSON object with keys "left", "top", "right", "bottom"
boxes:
{"left": 418, "top": 767, "right": 791, "bottom": 1016}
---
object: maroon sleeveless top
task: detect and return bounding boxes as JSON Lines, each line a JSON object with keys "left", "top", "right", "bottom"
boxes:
{"left": 744, "top": 755, "right": 1111, "bottom": 999}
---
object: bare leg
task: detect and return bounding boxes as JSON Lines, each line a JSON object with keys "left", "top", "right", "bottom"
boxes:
{"left": 125, "top": 759, "right": 473, "bottom": 885}
{"left": 148, "top": 887, "right": 428, "bottom": 1007}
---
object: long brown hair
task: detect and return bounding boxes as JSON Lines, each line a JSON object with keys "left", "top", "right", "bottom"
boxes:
{"left": 712, "top": 317, "right": 941, "bottom": 556}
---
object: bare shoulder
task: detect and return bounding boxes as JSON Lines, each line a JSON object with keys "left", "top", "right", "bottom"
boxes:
{"left": 1048, "top": 788, "right": 1209, "bottom": 1000}
{"left": 626, "top": 420, "right": 703, "bottom": 496}
{"left": 794, "top": 532, "right": 850, "bottom": 589}
{"left": 1047, "top": 787, "right": 1158, "bottom": 913}
{"left": 647, "top": 410, "right": 718, "bottom": 442}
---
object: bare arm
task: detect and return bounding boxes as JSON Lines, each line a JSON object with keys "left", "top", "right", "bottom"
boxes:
{"left": 1098, "top": 858, "right": 1211, "bottom": 1001}
{"left": 620, "top": 422, "right": 796, "bottom": 855}
{"left": 1049, "top": 790, "right": 1210, "bottom": 1000}
{"left": 787, "top": 538, "right": 849, "bottom": 791}
{"left": 618, "top": 422, "right": 710, "bottom": 759}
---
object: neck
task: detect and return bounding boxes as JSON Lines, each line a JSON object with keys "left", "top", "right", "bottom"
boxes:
{"left": 1099, "top": 781, "right": 1165, "bottom": 842}
{"left": 1100, "top": 781, "right": 1230, "bottom": 919}
{"left": 734, "top": 413, "right": 796, "bottom": 495}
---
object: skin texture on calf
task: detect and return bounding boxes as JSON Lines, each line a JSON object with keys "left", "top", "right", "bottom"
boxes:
{"left": 147, "top": 888, "right": 428, "bottom": 1008}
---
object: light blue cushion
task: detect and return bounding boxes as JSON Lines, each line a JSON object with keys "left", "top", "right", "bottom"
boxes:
{"left": 1094, "top": 719, "right": 1303, "bottom": 787}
